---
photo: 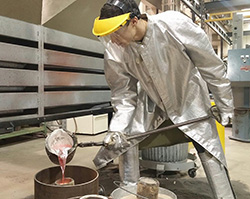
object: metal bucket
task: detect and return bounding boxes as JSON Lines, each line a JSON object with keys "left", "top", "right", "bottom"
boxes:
{"left": 68, "top": 196, "right": 107, "bottom": 199}
{"left": 111, "top": 185, "right": 177, "bottom": 199}
{"left": 34, "top": 165, "right": 99, "bottom": 199}
{"left": 230, "top": 108, "right": 250, "bottom": 142}
{"left": 79, "top": 195, "right": 108, "bottom": 199}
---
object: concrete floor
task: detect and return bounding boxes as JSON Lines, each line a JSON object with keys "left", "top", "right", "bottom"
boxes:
{"left": 0, "top": 127, "right": 250, "bottom": 199}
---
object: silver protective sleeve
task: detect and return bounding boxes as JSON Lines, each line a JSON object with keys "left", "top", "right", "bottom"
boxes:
{"left": 167, "top": 14, "right": 234, "bottom": 115}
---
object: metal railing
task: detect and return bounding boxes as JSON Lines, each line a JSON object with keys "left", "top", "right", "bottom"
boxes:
{"left": 181, "top": 0, "right": 232, "bottom": 45}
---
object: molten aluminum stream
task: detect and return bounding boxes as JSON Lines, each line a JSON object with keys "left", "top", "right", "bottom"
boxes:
{"left": 46, "top": 129, "right": 74, "bottom": 184}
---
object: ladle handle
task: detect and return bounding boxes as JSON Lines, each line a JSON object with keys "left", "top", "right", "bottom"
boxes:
{"left": 126, "top": 114, "right": 211, "bottom": 141}
{"left": 77, "top": 114, "right": 211, "bottom": 149}
{"left": 78, "top": 141, "right": 104, "bottom": 147}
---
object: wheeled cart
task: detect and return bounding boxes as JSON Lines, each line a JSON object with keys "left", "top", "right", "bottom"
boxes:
{"left": 139, "top": 143, "right": 199, "bottom": 178}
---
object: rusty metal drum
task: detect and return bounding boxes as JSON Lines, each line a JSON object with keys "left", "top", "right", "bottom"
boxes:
{"left": 34, "top": 165, "right": 99, "bottom": 199}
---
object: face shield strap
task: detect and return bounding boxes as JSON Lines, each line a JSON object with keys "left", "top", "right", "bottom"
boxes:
{"left": 106, "top": 0, "right": 137, "bottom": 19}
{"left": 106, "top": 0, "right": 130, "bottom": 13}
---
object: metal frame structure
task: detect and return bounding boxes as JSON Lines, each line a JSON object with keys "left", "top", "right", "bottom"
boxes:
{"left": 204, "top": 0, "right": 250, "bottom": 14}
{"left": 0, "top": 16, "right": 112, "bottom": 133}
{"left": 181, "top": 0, "right": 232, "bottom": 45}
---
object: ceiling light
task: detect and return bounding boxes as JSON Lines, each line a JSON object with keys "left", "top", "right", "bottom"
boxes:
{"left": 241, "top": 8, "right": 250, "bottom": 12}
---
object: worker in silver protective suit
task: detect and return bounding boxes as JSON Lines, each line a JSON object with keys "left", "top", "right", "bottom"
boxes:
{"left": 92, "top": 0, "right": 236, "bottom": 198}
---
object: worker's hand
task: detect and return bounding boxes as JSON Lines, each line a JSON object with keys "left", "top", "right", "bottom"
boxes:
{"left": 103, "top": 131, "right": 130, "bottom": 150}
{"left": 210, "top": 106, "right": 232, "bottom": 126}
{"left": 220, "top": 112, "right": 233, "bottom": 126}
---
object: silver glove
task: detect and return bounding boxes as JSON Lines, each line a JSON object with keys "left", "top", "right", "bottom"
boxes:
{"left": 210, "top": 105, "right": 232, "bottom": 126}
{"left": 103, "top": 131, "right": 130, "bottom": 150}
{"left": 220, "top": 112, "right": 233, "bottom": 126}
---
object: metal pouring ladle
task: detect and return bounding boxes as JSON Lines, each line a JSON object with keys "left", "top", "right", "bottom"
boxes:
{"left": 45, "top": 130, "right": 79, "bottom": 165}
{"left": 46, "top": 106, "right": 221, "bottom": 165}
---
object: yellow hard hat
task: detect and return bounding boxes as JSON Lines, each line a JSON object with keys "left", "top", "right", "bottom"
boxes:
{"left": 92, "top": 13, "right": 131, "bottom": 37}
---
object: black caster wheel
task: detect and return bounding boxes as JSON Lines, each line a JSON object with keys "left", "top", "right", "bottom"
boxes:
{"left": 188, "top": 168, "right": 197, "bottom": 178}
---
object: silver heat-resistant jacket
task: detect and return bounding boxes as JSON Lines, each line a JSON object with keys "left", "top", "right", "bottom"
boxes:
{"left": 94, "top": 11, "right": 234, "bottom": 169}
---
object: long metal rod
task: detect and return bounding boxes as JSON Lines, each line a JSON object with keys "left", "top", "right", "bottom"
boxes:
{"left": 77, "top": 115, "right": 211, "bottom": 147}
{"left": 127, "top": 115, "right": 211, "bottom": 140}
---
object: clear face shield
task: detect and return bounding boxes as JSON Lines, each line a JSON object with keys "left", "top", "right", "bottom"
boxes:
{"left": 93, "top": 9, "right": 133, "bottom": 48}
{"left": 98, "top": 34, "right": 126, "bottom": 63}
{"left": 98, "top": 34, "right": 112, "bottom": 49}
{"left": 98, "top": 23, "right": 130, "bottom": 50}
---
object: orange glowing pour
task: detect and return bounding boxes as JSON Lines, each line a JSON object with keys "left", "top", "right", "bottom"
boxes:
{"left": 46, "top": 129, "right": 74, "bottom": 185}
{"left": 52, "top": 144, "right": 72, "bottom": 184}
